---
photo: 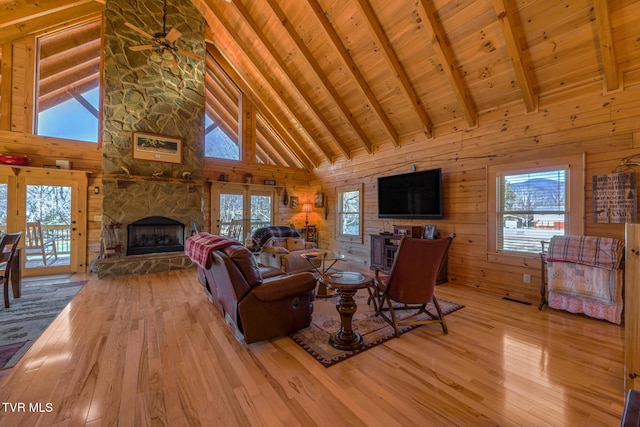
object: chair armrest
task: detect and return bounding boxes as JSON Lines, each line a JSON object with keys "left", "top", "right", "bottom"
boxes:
{"left": 252, "top": 272, "right": 315, "bottom": 302}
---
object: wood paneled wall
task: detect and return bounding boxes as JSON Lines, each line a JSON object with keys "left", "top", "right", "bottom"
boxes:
{"left": 311, "top": 81, "right": 640, "bottom": 304}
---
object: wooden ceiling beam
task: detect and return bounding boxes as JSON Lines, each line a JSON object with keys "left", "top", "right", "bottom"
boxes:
{"left": 38, "top": 73, "right": 97, "bottom": 111}
{"left": 206, "top": 42, "right": 314, "bottom": 170}
{"left": 305, "top": 0, "right": 399, "bottom": 147}
{"left": 229, "top": 0, "right": 349, "bottom": 161}
{"left": 204, "top": 102, "right": 239, "bottom": 144}
{"left": 254, "top": 142, "right": 270, "bottom": 165}
{"left": 256, "top": 115, "right": 303, "bottom": 168}
{"left": 492, "top": 0, "right": 537, "bottom": 112}
{"left": 205, "top": 54, "right": 240, "bottom": 102}
{"left": 416, "top": 0, "right": 477, "bottom": 128}
{"left": 593, "top": 0, "right": 620, "bottom": 92}
{"left": 264, "top": 0, "right": 373, "bottom": 154}
{"left": 39, "top": 39, "right": 100, "bottom": 79}
{"left": 38, "top": 19, "right": 100, "bottom": 59}
{"left": 0, "top": 2, "right": 103, "bottom": 44}
{"left": 256, "top": 123, "right": 292, "bottom": 167}
{"left": 69, "top": 88, "right": 98, "bottom": 118}
{"left": 205, "top": 70, "right": 238, "bottom": 118}
{"left": 38, "top": 56, "right": 99, "bottom": 97}
{"left": 0, "top": 0, "right": 97, "bottom": 29}
{"left": 353, "top": 0, "right": 434, "bottom": 139}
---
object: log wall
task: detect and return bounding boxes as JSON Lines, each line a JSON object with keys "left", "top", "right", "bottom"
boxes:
{"left": 310, "top": 81, "right": 640, "bottom": 304}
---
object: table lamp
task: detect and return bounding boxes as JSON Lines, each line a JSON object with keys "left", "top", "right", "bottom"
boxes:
{"left": 302, "top": 203, "right": 312, "bottom": 227}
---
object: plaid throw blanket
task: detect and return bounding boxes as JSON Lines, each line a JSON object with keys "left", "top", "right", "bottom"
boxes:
{"left": 185, "top": 233, "right": 236, "bottom": 269}
{"left": 547, "top": 235, "right": 624, "bottom": 270}
{"left": 251, "top": 226, "right": 300, "bottom": 247}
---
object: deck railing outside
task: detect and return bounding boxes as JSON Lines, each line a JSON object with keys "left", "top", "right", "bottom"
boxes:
{"left": 0, "top": 224, "right": 71, "bottom": 255}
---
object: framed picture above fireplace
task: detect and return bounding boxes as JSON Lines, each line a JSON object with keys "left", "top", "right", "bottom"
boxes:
{"left": 132, "top": 132, "right": 182, "bottom": 164}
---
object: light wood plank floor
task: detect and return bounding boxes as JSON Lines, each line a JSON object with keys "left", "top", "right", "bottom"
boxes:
{"left": 0, "top": 268, "right": 626, "bottom": 426}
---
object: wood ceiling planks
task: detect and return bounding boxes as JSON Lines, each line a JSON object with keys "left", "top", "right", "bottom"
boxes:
{"left": 3, "top": 0, "right": 640, "bottom": 168}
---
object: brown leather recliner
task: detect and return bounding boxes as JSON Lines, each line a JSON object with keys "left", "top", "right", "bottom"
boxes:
{"left": 196, "top": 243, "right": 316, "bottom": 344}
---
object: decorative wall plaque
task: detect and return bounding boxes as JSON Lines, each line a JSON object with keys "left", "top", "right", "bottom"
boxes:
{"left": 592, "top": 172, "right": 637, "bottom": 223}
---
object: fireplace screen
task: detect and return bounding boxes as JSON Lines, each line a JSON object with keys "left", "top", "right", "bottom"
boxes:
{"left": 126, "top": 216, "right": 185, "bottom": 256}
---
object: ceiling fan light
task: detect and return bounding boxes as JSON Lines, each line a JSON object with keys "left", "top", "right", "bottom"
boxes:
{"left": 162, "top": 49, "right": 175, "bottom": 61}
{"left": 150, "top": 50, "right": 162, "bottom": 63}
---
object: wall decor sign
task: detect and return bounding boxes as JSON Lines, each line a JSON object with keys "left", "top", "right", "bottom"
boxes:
{"left": 592, "top": 172, "right": 637, "bottom": 223}
{"left": 314, "top": 192, "right": 325, "bottom": 208}
{"left": 132, "top": 132, "right": 182, "bottom": 164}
{"left": 289, "top": 196, "right": 299, "bottom": 209}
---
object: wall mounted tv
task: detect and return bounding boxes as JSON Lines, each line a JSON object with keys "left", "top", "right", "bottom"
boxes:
{"left": 377, "top": 168, "right": 443, "bottom": 219}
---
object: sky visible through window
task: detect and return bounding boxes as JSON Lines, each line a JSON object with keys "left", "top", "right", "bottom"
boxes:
{"left": 37, "top": 87, "right": 100, "bottom": 142}
{"left": 205, "top": 114, "right": 239, "bottom": 160}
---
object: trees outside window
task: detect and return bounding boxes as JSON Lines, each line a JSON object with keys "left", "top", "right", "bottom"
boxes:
{"left": 337, "top": 184, "right": 363, "bottom": 241}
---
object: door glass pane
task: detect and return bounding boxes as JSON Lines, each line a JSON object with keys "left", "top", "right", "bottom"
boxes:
{"left": 219, "top": 193, "right": 243, "bottom": 241}
{"left": 250, "top": 194, "right": 271, "bottom": 235}
{"left": 25, "top": 184, "right": 71, "bottom": 267}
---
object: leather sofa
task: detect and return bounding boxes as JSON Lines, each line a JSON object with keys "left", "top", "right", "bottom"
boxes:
{"left": 194, "top": 241, "right": 316, "bottom": 344}
{"left": 259, "top": 236, "right": 320, "bottom": 273}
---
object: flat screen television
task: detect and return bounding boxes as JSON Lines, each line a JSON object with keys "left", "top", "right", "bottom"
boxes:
{"left": 377, "top": 168, "right": 443, "bottom": 219}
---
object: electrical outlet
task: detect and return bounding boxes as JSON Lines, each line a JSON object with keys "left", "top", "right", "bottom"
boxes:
{"left": 93, "top": 215, "right": 102, "bottom": 222}
{"left": 523, "top": 273, "right": 531, "bottom": 284}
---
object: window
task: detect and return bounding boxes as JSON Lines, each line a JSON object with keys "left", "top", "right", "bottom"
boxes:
{"left": 205, "top": 53, "right": 240, "bottom": 160}
{"left": 35, "top": 20, "right": 102, "bottom": 142}
{"left": 205, "top": 113, "right": 240, "bottom": 160}
{"left": 488, "top": 154, "right": 584, "bottom": 259}
{"left": 337, "top": 184, "right": 363, "bottom": 241}
{"left": 212, "top": 183, "right": 275, "bottom": 242}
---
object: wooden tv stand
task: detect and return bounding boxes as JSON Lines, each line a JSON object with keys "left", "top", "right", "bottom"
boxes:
{"left": 369, "top": 233, "right": 448, "bottom": 284}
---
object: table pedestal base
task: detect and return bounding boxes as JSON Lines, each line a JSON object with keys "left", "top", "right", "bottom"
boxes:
{"left": 329, "top": 289, "right": 363, "bottom": 350}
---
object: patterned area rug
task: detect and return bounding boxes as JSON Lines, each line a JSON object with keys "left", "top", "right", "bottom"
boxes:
{"left": 0, "top": 280, "right": 87, "bottom": 369}
{"left": 290, "top": 290, "right": 463, "bottom": 367}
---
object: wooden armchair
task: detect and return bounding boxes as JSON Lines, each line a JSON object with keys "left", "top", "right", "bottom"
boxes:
{"left": 1, "top": 232, "right": 22, "bottom": 308}
{"left": 370, "top": 234, "right": 454, "bottom": 337}
{"left": 25, "top": 221, "right": 58, "bottom": 266}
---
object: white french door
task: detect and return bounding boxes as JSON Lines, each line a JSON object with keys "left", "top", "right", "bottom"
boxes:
{"left": 211, "top": 182, "right": 275, "bottom": 241}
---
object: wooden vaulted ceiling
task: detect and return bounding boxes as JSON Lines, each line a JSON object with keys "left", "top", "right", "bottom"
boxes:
{"left": 2, "top": 0, "right": 640, "bottom": 170}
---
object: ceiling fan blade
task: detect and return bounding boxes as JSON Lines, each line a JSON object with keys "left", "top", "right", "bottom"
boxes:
{"left": 177, "top": 48, "right": 201, "bottom": 61}
{"left": 165, "top": 28, "right": 182, "bottom": 43}
{"left": 125, "top": 22, "right": 154, "bottom": 40}
{"left": 129, "top": 45, "right": 154, "bottom": 51}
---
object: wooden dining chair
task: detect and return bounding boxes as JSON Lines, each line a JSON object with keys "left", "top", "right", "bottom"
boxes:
{"left": 370, "top": 234, "right": 454, "bottom": 337}
{"left": 1, "top": 232, "right": 23, "bottom": 308}
{"left": 25, "top": 221, "right": 58, "bottom": 266}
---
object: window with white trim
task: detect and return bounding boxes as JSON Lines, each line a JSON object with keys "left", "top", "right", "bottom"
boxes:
{"left": 488, "top": 155, "right": 584, "bottom": 257}
{"left": 337, "top": 184, "right": 363, "bottom": 240}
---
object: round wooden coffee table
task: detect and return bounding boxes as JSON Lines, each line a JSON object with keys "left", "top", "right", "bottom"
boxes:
{"left": 320, "top": 271, "right": 373, "bottom": 350}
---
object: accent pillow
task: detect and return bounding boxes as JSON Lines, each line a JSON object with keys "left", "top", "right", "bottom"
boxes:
{"left": 286, "top": 237, "right": 305, "bottom": 251}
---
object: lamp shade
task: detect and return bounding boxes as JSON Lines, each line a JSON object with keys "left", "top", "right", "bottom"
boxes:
{"left": 302, "top": 203, "right": 313, "bottom": 213}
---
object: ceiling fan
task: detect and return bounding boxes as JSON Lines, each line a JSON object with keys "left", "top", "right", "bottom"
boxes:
{"left": 125, "top": 0, "right": 201, "bottom": 67}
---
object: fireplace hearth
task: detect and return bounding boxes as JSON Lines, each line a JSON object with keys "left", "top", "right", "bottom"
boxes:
{"left": 127, "top": 216, "right": 185, "bottom": 256}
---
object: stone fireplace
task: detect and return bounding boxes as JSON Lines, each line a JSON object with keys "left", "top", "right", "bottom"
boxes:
{"left": 95, "top": 0, "right": 206, "bottom": 278}
{"left": 127, "top": 216, "right": 185, "bottom": 255}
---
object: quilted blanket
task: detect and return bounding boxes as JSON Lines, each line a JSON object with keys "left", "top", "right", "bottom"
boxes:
{"left": 185, "top": 233, "right": 236, "bottom": 269}
{"left": 546, "top": 235, "right": 624, "bottom": 324}
{"left": 546, "top": 235, "right": 624, "bottom": 270}
{"left": 251, "top": 226, "right": 300, "bottom": 247}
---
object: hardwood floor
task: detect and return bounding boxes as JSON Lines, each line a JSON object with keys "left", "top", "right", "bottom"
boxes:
{"left": 0, "top": 268, "right": 626, "bottom": 426}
